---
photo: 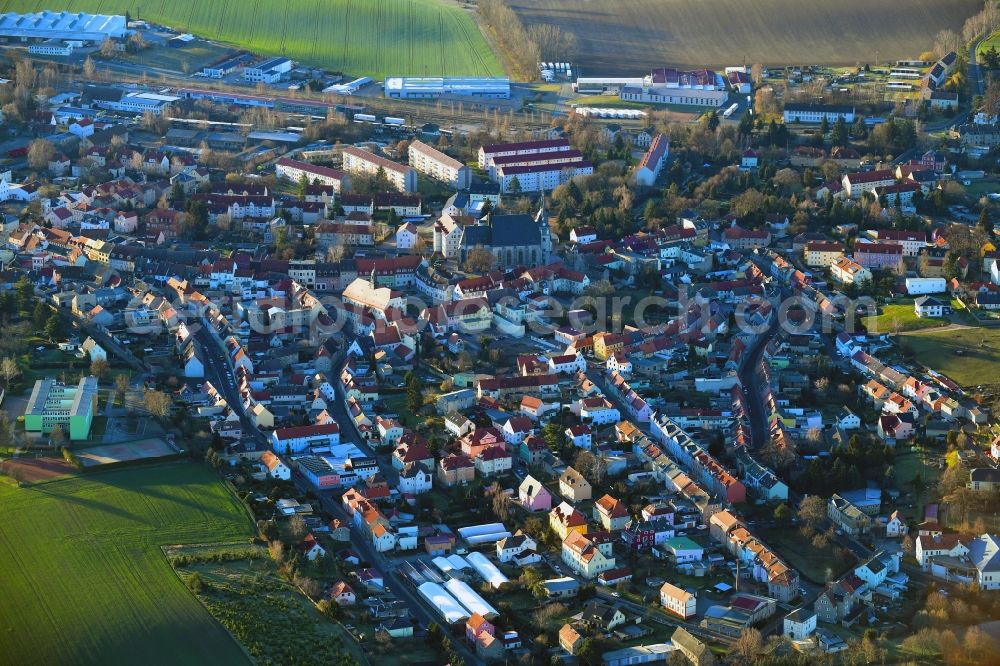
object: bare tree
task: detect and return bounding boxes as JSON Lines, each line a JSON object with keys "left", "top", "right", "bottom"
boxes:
{"left": 115, "top": 374, "right": 130, "bottom": 407}
{"left": 486, "top": 481, "right": 509, "bottom": 521}
{"left": 0, "top": 357, "right": 21, "bottom": 386}
{"left": 268, "top": 539, "right": 285, "bottom": 564}
{"left": 128, "top": 32, "right": 148, "bottom": 52}
{"left": 90, "top": 358, "right": 110, "bottom": 379}
{"left": 48, "top": 424, "right": 65, "bottom": 449}
{"left": 288, "top": 515, "right": 308, "bottom": 541}
{"left": 27, "top": 139, "right": 55, "bottom": 170}
{"left": 464, "top": 247, "right": 496, "bottom": 274}
{"left": 99, "top": 38, "right": 117, "bottom": 59}
{"left": 732, "top": 628, "right": 763, "bottom": 663}
{"left": 797, "top": 495, "right": 828, "bottom": 531}
{"left": 143, "top": 389, "right": 173, "bottom": 418}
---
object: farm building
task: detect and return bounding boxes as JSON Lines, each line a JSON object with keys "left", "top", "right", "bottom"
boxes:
{"left": 384, "top": 76, "right": 510, "bottom": 99}
{"left": 620, "top": 67, "right": 729, "bottom": 107}
{"left": 0, "top": 11, "right": 126, "bottom": 42}
{"left": 574, "top": 77, "right": 645, "bottom": 94}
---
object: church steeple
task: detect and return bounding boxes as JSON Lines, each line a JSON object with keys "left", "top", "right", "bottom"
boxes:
{"left": 536, "top": 193, "right": 552, "bottom": 263}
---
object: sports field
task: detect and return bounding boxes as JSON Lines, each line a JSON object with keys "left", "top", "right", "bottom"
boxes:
{"left": 76, "top": 437, "right": 178, "bottom": 467}
{"left": 510, "top": 0, "right": 980, "bottom": 73}
{"left": 5, "top": 0, "right": 502, "bottom": 78}
{"left": 903, "top": 327, "right": 1000, "bottom": 388}
{"left": 0, "top": 462, "right": 256, "bottom": 665}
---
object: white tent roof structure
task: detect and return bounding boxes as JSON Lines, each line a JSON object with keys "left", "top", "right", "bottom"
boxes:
{"left": 417, "top": 581, "right": 470, "bottom": 624}
{"left": 466, "top": 551, "right": 509, "bottom": 589}
{"left": 444, "top": 578, "right": 499, "bottom": 619}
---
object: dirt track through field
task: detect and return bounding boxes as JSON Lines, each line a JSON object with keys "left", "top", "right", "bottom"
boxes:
{"left": 511, "top": 0, "right": 981, "bottom": 74}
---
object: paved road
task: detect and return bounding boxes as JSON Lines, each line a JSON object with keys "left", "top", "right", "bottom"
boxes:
{"left": 297, "top": 480, "right": 484, "bottom": 666}
{"left": 191, "top": 320, "right": 266, "bottom": 447}
{"left": 970, "top": 36, "right": 987, "bottom": 99}
{"left": 737, "top": 313, "right": 783, "bottom": 452}
{"left": 186, "top": 327, "right": 480, "bottom": 662}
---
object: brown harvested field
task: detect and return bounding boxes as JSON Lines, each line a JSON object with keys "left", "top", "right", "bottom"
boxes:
{"left": 509, "top": 0, "right": 981, "bottom": 74}
{"left": 0, "top": 457, "right": 76, "bottom": 484}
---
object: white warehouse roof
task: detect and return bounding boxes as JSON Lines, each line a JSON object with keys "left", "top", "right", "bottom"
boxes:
{"left": 384, "top": 76, "right": 510, "bottom": 98}
{"left": 444, "top": 578, "right": 499, "bottom": 619}
{"left": 0, "top": 11, "right": 127, "bottom": 41}
{"left": 466, "top": 551, "right": 509, "bottom": 589}
{"left": 446, "top": 554, "right": 470, "bottom": 570}
{"left": 457, "top": 523, "right": 508, "bottom": 539}
{"left": 464, "top": 531, "right": 511, "bottom": 546}
{"left": 417, "top": 581, "right": 470, "bottom": 624}
{"left": 432, "top": 556, "right": 454, "bottom": 573}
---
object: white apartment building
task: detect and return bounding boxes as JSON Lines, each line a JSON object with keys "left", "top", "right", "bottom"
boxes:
{"left": 478, "top": 138, "right": 572, "bottom": 170}
{"left": 275, "top": 157, "right": 349, "bottom": 193}
{"left": 783, "top": 103, "right": 857, "bottom": 123}
{"left": 342, "top": 146, "right": 418, "bottom": 193}
{"left": 29, "top": 39, "right": 73, "bottom": 56}
{"left": 842, "top": 170, "right": 896, "bottom": 198}
{"left": 495, "top": 161, "right": 593, "bottom": 194}
{"left": 408, "top": 140, "right": 471, "bottom": 189}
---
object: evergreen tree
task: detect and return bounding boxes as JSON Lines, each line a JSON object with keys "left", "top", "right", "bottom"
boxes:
{"left": 704, "top": 109, "right": 720, "bottom": 132}
{"left": 32, "top": 301, "right": 50, "bottom": 329}
{"left": 831, "top": 116, "right": 848, "bottom": 146}
{"left": 15, "top": 276, "right": 34, "bottom": 312}
{"left": 738, "top": 110, "right": 753, "bottom": 138}
{"left": 44, "top": 313, "right": 63, "bottom": 341}
{"left": 979, "top": 206, "right": 995, "bottom": 238}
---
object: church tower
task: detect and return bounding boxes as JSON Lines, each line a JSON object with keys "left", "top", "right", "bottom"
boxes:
{"left": 535, "top": 196, "right": 552, "bottom": 263}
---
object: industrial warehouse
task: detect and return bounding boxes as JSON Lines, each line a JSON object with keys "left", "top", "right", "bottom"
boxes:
{"left": 0, "top": 11, "right": 127, "bottom": 43}
{"left": 384, "top": 76, "right": 511, "bottom": 99}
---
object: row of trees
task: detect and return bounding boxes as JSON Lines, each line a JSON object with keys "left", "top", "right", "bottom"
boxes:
{"left": 478, "top": 0, "right": 540, "bottom": 80}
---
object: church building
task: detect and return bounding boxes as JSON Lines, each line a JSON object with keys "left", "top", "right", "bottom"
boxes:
{"left": 458, "top": 206, "right": 553, "bottom": 269}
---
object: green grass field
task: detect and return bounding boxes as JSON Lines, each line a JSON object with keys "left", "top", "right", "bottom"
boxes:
{"left": 0, "top": 462, "right": 256, "bottom": 665}
{"left": 6, "top": 0, "right": 502, "bottom": 78}
{"left": 979, "top": 29, "right": 1000, "bottom": 57}
{"left": 863, "top": 302, "right": 950, "bottom": 334}
{"left": 903, "top": 327, "right": 1000, "bottom": 388}
{"left": 570, "top": 95, "right": 652, "bottom": 110}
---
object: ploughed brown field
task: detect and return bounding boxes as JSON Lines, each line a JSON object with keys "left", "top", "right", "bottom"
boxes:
{"left": 509, "top": 0, "right": 981, "bottom": 74}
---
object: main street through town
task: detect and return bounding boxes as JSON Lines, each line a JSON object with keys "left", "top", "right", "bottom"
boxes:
{"left": 187, "top": 325, "right": 483, "bottom": 664}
